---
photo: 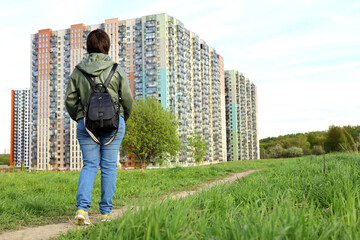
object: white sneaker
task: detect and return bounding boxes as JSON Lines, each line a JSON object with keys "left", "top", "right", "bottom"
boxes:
{"left": 75, "top": 210, "right": 91, "bottom": 225}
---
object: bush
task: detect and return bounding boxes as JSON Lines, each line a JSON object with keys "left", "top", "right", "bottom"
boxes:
{"left": 0, "top": 154, "right": 10, "bottom": 165}
{"left": 286, "top": 147, "right": 304, "bottom": 158}
{"left": 269, "top": 144, "right": 285, "bottom": 158}
{"left": 312, "top": 145, "right": 324, "bottom": 155}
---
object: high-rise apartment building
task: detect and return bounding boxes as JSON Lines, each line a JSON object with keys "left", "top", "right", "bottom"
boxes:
{"left": 10, "top": 89, "right": 30, "bottom": 168}
{"left": 225, "top": 70, "right": 259, "bottom": 160}
{"left": 30, "top": 13, "right": 227, "bottom": 170}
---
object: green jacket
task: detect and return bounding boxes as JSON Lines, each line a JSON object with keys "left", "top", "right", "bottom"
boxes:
{"left": 65, "top": 53, "right": 133, "bottom": 122}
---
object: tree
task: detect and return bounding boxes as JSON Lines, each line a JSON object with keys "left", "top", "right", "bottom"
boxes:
{"left": 121, "top": 98, "right": 181, "bottom": 169}
{"left": 307, "top": 132, "right": 317, "bottom": 149}
{"left": 341, "top": 126, "right": 360, "bottom": 153}
{"left": 187, "top": 131, "right": 207, "bottom": 165}
{"left": 325, "top": 125, "right": 347, "bottom": 152}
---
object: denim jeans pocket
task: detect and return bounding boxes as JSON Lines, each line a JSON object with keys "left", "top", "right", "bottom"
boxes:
{"left": 77, "top": 118, "right": 88, "bottom": 136}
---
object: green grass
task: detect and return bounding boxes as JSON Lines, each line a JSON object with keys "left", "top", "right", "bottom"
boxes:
{"left": 58, "top": 153, "right": 360, "bottom": 239}
{"left": 0, "top": 154, "right": 10, "bottom": 165}
{"left": 0, "top": 158, "right": 282, "bottom": 232}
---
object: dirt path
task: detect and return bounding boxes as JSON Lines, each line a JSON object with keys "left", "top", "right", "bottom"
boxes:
{"left": 0, "top": 169, "right": 258, "bottom": 240}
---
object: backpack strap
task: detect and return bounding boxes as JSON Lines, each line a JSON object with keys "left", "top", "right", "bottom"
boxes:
{"left": 103, "top": 63, "right": 118, "bottom": 88}
{"left": 81, "top": 71, "right": 97, "bottom": 91}
{"left": 84, "top": 117, "right": 118, "bottom": 145}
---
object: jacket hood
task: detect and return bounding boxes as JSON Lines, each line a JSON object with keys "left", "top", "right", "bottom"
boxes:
{"left": 76, "top": 53, "right": 114, "bottom": 76}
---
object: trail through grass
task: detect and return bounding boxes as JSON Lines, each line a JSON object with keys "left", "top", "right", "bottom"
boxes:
{"left": 58, "top": 153, "right": 360, "bottom": 239}
{"left": 0, "top": 158, "right": 281, "bottom": 232}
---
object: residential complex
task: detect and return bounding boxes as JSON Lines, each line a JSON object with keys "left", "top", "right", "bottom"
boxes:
{"left": 29, "top": 13, "right": 257, "bottom": 170}
{"left": 225, "top": 70, "right": 259, "bottom": 160}
{"left": 10, "top": 89, "right": 30, "bottom": 168}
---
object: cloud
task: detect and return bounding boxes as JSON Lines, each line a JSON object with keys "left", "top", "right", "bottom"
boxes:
{"left": 258, "top": 78, "right": 360, "bottom": 138}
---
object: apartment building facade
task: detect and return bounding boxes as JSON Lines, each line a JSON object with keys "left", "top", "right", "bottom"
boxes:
{"left": 225, "top": 70, "right": 259, "bottom": 160}
{"left": 30, "top": 13, "right": 227, "bottom": 170}
{"left": 10, "top": 89, "right": 30, "bottom": 168}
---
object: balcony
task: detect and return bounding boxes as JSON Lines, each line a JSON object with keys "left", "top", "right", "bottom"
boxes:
{"left": 145, "top": 70, "right": 156, "bottom": 76}
{"left": 145, "top": 40, "right": 156, "bottom": 45}
{"left": 146, "top": 87, "right": 157, "bottom": 94}
{"left": 134, "top": 89, "right": 143, "bottom": 95}
{"left": 134, "top": 59, "right": 143, "bottom": 65}
{"left": 146, "top": 81, "right": 157, "bottom": 88}
{"left": 134, "top": 83, "right": 143, "bottom": 89}
{"left": 135, "top": 48, "right": 142, "bottom": 54}
{"left": 135, "top": 23, "right": 142, "bottom": 30}
{"left": 145, "top": 76, "right": 156, "bottom": 82}
{"left": 145, "top": 51, "right": 156, "bottom": 57}
{"left": 147, "top": 93, "right": 158, "bottom": 99}
{"left": 145, "top": 27, "right": 156, "bottom": 33}
{"left": 134, "top": 71, "right": 142, "bottom": 77}
{"left": 145, "top": 21, "right": 156, "bottom": 27}
{"left": 146, "top": 57, "right": 157, "bottom": 64}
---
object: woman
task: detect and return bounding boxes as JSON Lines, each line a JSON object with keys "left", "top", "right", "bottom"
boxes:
{"left": 65, "top": 29, "right": 133, "bottom": 225}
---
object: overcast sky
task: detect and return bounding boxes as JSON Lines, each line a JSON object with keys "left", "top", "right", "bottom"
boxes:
{"left": 0, "top": 0, "right": 359, "bottom": 152}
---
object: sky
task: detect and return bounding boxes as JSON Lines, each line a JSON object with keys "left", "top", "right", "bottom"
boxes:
{"left": 0, "top": 0, "right": 359, "bottom": 152}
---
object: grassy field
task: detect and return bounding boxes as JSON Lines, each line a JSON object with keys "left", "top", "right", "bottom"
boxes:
{"left": 0, "top": 158, "right": 282, "bottom": 232}
{"left": 58, "top": 153, "right": 360, "bottom": 239}
{"left": 0, "top": 154, "right": 10, "bottom": 165}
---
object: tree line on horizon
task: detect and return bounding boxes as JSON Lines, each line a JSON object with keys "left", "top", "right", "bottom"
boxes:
{"left": 260, "top": 125, "right": 360, "bottom": 159}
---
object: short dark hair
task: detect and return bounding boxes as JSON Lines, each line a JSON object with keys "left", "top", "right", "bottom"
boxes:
{"left": 86, "top": 29, "right": 110, "bottom": 54}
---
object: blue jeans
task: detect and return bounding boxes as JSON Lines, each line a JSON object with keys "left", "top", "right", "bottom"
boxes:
{"left": 76, "top": 117, "right": 125, "bottom": 215}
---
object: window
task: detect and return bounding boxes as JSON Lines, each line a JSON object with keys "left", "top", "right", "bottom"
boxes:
{"left": 127, "top": 32, "right": 130, "bottom": 36}
{"left": 127, "top": 26, "right": 130, "bottom": 30}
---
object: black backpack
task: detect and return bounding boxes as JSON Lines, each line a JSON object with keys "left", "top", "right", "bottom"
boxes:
{"left": 80, "top": 63, "right": 120, "bottom": 145}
